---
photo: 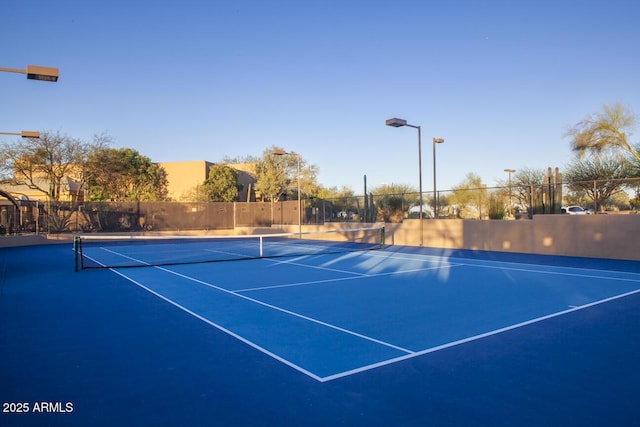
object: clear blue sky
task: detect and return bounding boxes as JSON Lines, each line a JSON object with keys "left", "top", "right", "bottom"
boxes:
{"left": 2, "top": 0, "right": 639, "bottom": 194}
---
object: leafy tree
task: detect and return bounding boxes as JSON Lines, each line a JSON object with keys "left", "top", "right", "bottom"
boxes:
{"left": 180, "top": 184, "right": 211, "bottom": 202}
{"left": 202, "top": 164, "right": 242, "bottom": 202}
{"left": 315, "top": 185, "right": 355, "bottom": 200}
{"left": 254, "top": 147, "right": 289, "bottom": 202}
{"left": 487, "top": 191, "right": 507, "bottom": 219}
{"left": 511, "top": 168, "right": 547, "bottom": 186}
{"left": 448, "top": 173, "right": 487, "bottom": 219}
{"left": 0, "top": 131, "right": 104, "bottom": 201}
{"left": 371, "top": 183, "right": 417, "bottom": 196}
{"left": 436, "top": 193, "right": 453, "bottom": 217}
{"left": 563, "top": 154, "right": 634, "bottom": 211}
{"left": 630, "top": 192, "right": 640, "bottom": 211}
{"left": 568, "top": 103, "right": 640, "bottom": 163}
{"left": 371, "top": 183, "right": 418, "bottom": 221}
{"left": 298, "top": 162, "right": 321, "bottom": 199}
{"left": 222, "top": 154, "right": 259, "bottom": 164}
{"left": 314, "top": 185, "right": 357, "bottom": 219}
{"left": 254, "top": 146, "right": 318, "bottom": 202}
{"left": 501, "top": 167, "right": 547, "bottom": 216}
{"left": 86, "top": 147, "right": 168, "bottom": 201}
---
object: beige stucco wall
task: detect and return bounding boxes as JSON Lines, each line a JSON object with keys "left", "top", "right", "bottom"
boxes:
{"left": 159, "top": 160, "right": 214, "bottom": 201}
{"left": 379, "top": 215, "right": 639, "bottom": 261}
{"left": 229, "top": 163, "right": 257, "bottom": 202}
{"left": 293, "top": 214, "right": 639, "bottom": 261}
{"left": 159, "top": 161, "right": 256, "bottom": 202}
{"left": 3, "top": 214, "right": 638, "bottom": 261}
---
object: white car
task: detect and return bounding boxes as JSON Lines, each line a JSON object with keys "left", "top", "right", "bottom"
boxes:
{"left": 561, "top": 206, "right": 588, "bottom": 215}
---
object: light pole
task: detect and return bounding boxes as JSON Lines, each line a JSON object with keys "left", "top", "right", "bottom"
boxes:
{"left": 504, "top": 168, "right": 516, "bottom": 217}
{"left": 1, "top": 64, "right": 55, "bottom": 141}
{"left": 432, "top": 138, "right": 444, "bottom": 218}
{"left": 1, "top": 64, "right": 55, "bottom": 236}
{"left": 271, "top": 149, "right": 301, "bottom": 235}
{"left": 1, "top": 65, "right": 55, "bottom": 140}
{"left": 0, "top": 64, "right": 59, "bottom": 82}
{"left": 386, "top": 117, "right": 424, "bottom": 246}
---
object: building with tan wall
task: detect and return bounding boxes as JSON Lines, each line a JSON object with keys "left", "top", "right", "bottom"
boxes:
{"left": 159, "top": 160, "right": 257, "bottom": 202}
{"left": 1, "top": 176, "right": 82, "bottom": 202}
{"left": 230, "top": 162, "right": 258, "bottom": 202}
{"left": 1, "top": 160, "right": 256, "bottom": 203}
{"left": 159, "top": 160, "right": 214, "bottom": 201}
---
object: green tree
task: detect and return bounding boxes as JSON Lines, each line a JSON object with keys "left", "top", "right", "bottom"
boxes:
{"left": 86, "top": 148, "right": 168, "bottom": 201}
{"left": 254, "top": 147, "right": 288, "bottom": 202}
{"left": 315, "top": 185, "right": 355, "bottom": 200}
{"left": 315, "top": 185, "right": 358, "bottom": 220}
{"left": 0, "top": 131, "right": 104, "bottom": 201}
{"left": 487, "top": 191, "right": 507, "bottom": 219}
{"left": 568, "top": 103, "right": 640, "bottom": 163}
{"left": 180, "top": 184, "right": 211, "bottom": 202}
{"left": 371, "top": 183, "right": 418, "bottom": 221}
{"left": 254, "top": 147, "right": 318, "bottom": 202}
{"left": 202, "top": 164, "right": 242, "bottom": 202}
{"left": 449, "top": 173, "right": 487, "bottom": 219}
{"left": 563, "top": 154, "right": 634, "bottom": 212}
{"left": 298, "top": 161, "right": 321, "bottom": 199}
{"left": 501, "top": 167, "right": 547, "bottom": 216}
{"left": 222, "top": 154, "right": 259, "bottom": 164}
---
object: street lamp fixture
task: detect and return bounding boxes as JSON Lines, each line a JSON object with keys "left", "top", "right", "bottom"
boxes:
{"left": 385, "top": 118, "right": 407, "bottom": 128}
{"left": 386, "top": 117, "right": 424, "bottom": 246}
{"left": 433, "top": 138, "right": 444, "bottom": 217}
{"left": 271, "top": 149, "right": 302, "bottom": 235}
{"left": 0, "top": 130, "right": 40, "bottom": 138}
{"left": 0, "top": 65, "right": 59, "bottom": 82}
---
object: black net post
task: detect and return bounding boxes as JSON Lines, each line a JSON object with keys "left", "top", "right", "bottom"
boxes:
{"left": 74, "top": 236, "right": 79, "bottom": 272}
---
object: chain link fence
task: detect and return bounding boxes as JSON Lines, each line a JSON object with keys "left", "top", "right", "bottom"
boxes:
{"left": 321, "top": 177, "right": 640, "bottom": 222}
{"left": 2, "top": 178, "right": 638, "bottom": 234}
{"left": 2, "top": 200, "right": 297, "bottom": 234}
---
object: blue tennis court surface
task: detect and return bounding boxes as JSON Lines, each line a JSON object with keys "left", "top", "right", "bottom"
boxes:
{"left": 110, "top": 249, "right": 640, "bottom": 382}
{"left": 2, "top": 242, "right": 640, "bottom": 426}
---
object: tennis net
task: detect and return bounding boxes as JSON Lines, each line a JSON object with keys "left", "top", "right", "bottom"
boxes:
{"left": 74, "top": 226, "right": 385, "bottom": 270}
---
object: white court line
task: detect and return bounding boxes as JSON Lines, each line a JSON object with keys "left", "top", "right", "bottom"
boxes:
{"left": 99, "top": 247, "right": 152, "bottom": 265}
{"left": 75, "top": 246, "right": 142, "bottom": 269}
{"left": 94, "top": 246, "right": 640, "bottom": 382}
{"left": 157, "top": 266, "right": 415, "bottom": 353}
{"left": 108, "top": 268, "right": 324, "bottom": 382}
{"left": 365, "top": 250, "right": 640, "bottom": 280}
{"left": 319, "top": 286, "right": 640, "bottom": 382}
{"left": 92, "top": 243, "right": 640, "bottom": 284}
{"left": 112, "top": 263, "right": 640, "bottom": 383}
{"left": 460, "top": 261, "right": 640, "bottom": 283}
{"left": 236, "top": 264, "right": 463, "bottom": 293}
{"left": 362, "top": 250, "right": 640, "bottom": 286}
{"left": 259, "top": 256, "right": 370, "bottom": 277}
{"left": 110, "top": 261, "right": 414, "bottom": 355}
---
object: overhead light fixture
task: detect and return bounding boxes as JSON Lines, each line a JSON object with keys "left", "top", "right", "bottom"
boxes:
{"left": 0, "top": 64, "right": 59, "bottom": 82}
